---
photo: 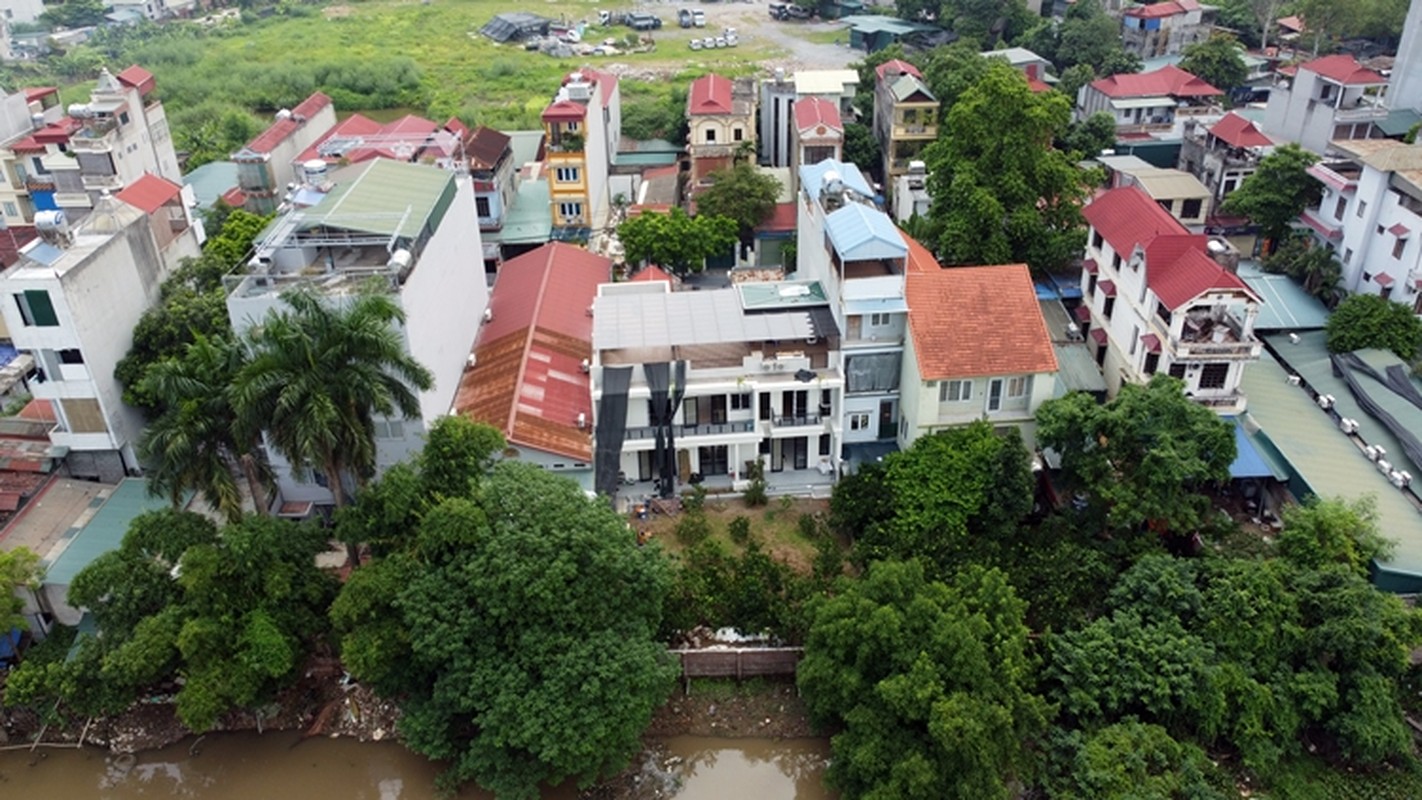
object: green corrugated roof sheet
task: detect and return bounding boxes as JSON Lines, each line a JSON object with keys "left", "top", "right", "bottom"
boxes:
{"left": 1378, "top": 108, "right": 1422, "bottom": 137}
{"left": 1243, "top": 349, "right": 1422, "bottom": 589}
{"left": 44, "top": 479, "right": 172, "bottom": 586}
{"left": 483, "top": 179, "right": 552, "bottom": 246}
{"left": 1236, "top": 261, "right": 1330, "bottom": 331}
{"left": 302, "top": 158, "right": 456, "bottom": 239}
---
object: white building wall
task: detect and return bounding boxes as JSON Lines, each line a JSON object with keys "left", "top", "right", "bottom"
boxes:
{"left": 1, "top": 0, "right": 46, "bottom": 24}
{"left": 1392, "top": 0, "right": 1422, "bottom": 113}
{"left": 1321, "top": 164, "right": 1422, "bottom": 300}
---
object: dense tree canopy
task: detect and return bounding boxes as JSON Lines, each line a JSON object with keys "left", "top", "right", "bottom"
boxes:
{"left": 798, "top": 560, "right": 1048, "bottom": 800}
{"left": 1036, "top": 375, "right": 1235, "bottom": 538}
{"left": 695, "top": 162, "right": 782, "bottom": 247}
{"left": 924, "top": 61, "right": 1093, "bottom": 272}
{"left": 1061, "top": 111, "right": 1117, "bottom": 159}
{"left": 1220, "top": 143, "right": 1320, "bottom": 246}
{"left": 617, "top": 208, "right": 737, "bottom": 276}
{"left": 1325, "top": 293, "right": 1422, "bottom": 360}
{"left": 1262, "top": 234, "right": 1344, "bottom": 306}
{"left": 1178, "top": 34, "right": 1249, "bottom": 91}
{"left": 1, "top": 547, "right": 41, "bottom": 635}
{"left": 332, "top": 443, "right": 677, "bottom": 798}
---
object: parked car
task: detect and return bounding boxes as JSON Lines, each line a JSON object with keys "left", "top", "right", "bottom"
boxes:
{"left": 725, "top": 33, "right": 738, "bottom": 46}
{"left": 692, "top": 8, "right": 706, "bottom": 26}
{"left": 678, "top": 8, "right": 693, "bottom": 27}
{"left": 702, "top": 36, "right": 716, "bottom": 48}
{"left": 689, "top": 37, "right": 703, "bottom": 49}
{"left": 714, "top": 35, "right": 726, "bottom": 47}
{"left": 627, "top": 12, "right": 662, "bottom": 30}
{"left": 786, "top": 3, "right": 813, "bottom": 18}
{"left": 768, "top": 2, "right": 788, "bottom": 19}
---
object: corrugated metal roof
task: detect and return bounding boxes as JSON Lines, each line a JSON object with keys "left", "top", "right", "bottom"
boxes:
{"left": 825, "top": 203, "right": 907, "bottom": 261}
{"left": 799, "top": 159, "right": 874, "bottom": 201}
{"left": 1235, "top": 261, "right": 1329, "bottom": 331}
{"left": 300, "top": 158, "right": 455, "bottom": 239}
{"left": 594, "top": 288, "right": 817, "bottom": 350}
{"left": 1243, "top": 349, "right": 1422, "bottom": 587}
{"left": 43, "top": 479, "right": 171, "bottom": 586}
{"left": 483, "top": 179, "right": 552, "bottom": 246}
{"left": 793, "top": 69, "right": 859, "bottom": 96}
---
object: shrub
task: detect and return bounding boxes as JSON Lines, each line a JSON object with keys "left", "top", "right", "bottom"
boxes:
{"left": 682, "top": 484, "right": 707, "bottom": 514}
{"left": 675, "top": 513, "right": 711, "bottom": 547}
{"left": 729, "top": 516, "right": 752, "bottom": 545}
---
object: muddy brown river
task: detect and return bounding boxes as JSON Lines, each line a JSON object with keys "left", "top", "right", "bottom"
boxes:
{"left": 0, "top": 733, "right": 835, "bottom": 799}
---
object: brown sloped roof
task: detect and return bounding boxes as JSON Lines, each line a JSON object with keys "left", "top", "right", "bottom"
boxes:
{"left": 906, "top": 263, "right": 1058, "bottom": 381}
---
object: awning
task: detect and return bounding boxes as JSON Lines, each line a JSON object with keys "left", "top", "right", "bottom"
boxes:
{"left": 1228, "top": 417, "right": 1286, "bottom": 479}
{"left": 1099, "top": 280, "right": 1117, "bottom": 297}
{"left": 1141, "top": 333, "right": 1162, "bottom": 353}
{"left": 1375, "top": 272, "right": 1395, "bottom": 287}
{"left": 1388, "top": 223, "right": 1410, "bottom": 237}
{"left": 1073, "top": 304, "right": 1092, "bottom": 322}
{"left": 1089, "top": 328, "right": 1108, "bottom": 345}
{"left": 1083, "top": 258, "right": 1099, "bottom": 274}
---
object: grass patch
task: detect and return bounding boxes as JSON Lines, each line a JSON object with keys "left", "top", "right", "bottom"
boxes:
{"left": 643, "top": 496, "right": 835, "bottom": 574}
{"left": 801, "top": 27, "right": 850, "bottom": 45}
{"left": 1256, "top": 756, "right": 1422, "bottom": 800}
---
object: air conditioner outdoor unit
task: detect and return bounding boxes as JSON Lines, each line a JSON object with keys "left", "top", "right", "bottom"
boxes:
{"left": 580, "top": 358, "right": 590, "bottom": 373}
{"left": 1377, "top": 459, "right": 1393, "bottom": 475}
{"left": 576, "top": 412, "right": 587, "bottom": 429}
{"left": 1286, "top": 374, "right": 1301, "bottom": 386}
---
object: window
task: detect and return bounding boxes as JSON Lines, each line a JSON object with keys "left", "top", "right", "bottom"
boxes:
{"left": 849, "top": 412, "right": 871, "bottom": 430}
{"left": 698, "top": 446, "right": 729, "bottom": 476}
{"left": 1394, "top": 238, "right": 1407, "bottom": 259}
{"left": 0, "top": 201, "right": 14, "bottom": 219}
{"left": 554, "top": 167, "right": 580, "bottom": 183}
{"left": 1091, "top": 229, "right": 1103, "bottom": 249}
{"left": 939, "top": 380, "right": 972, "bottom": 402}
{"left": 119, "top": 111, "right": 130, "bottom": 126}
{"left": 475, "top": 196, "right": 491, "bottom": 218}
{"left": 1129, "top": 325, "right": 1140, "bottom": 356}
{"left": 709, "top": 395, "right": 728, "bottom": 424}
{"left": 986, "top": 378, "right": 1004, "bottom": 412}
{"left": 730, "top": 392, "right": 751, "bottom": 411}
{"left": 1334, "top": 196, "right": 1347, "bottom": 220}
{"left": 1357, "top": 200, "right": 1367, "bottom": 218}
{"left": 372, "top": 419, "right": 405, "bottom": 439}
{"left": 1144, "top": 352, "right": 1160, "bottom": 375}
{"left": 1087, "top": 274, "right": 1098, "bottom": 296}
{"left": 1344, "top": 248, "right": 1353, "bottom": 264}
{"left": 1006, "top": 376, "right": 1030, "bottom": 398}
{"left": 869, "top": 313, "right": 890, "bottom": 327}
{"left": 1182, "top": 198, "right": 1203, "bottom": 219}
{"left": 819, "top": 434, "right": 831, "bottom": 456}
{"left": 58, "top": 349, "right": 84, "bottom": 365}
{"left": 30, "top": 157, "right": 48, "bottom": 176}
{"left": 1112, "top": 253, "right": 1122, "bottom": 270}
{"left": 13, "top": 290, "right": 58, "bottom": 327}
{"left": 1103, "top": 296, "right": 1115, "bottom": 321}
{"left": 759, "top": 392, "right": 772, "bottom": 420}
{"left": 1222, "top": 177, "right": 1238, "bottom": 195}
{"left": 565, "top": 121, "right": 579, "bottom": 132}
{"left": 705, "top": 128, "right": 717, "bottom": 143}
{"left": 1199, "top": 362, "right": 1229, "bottom": 389}
{"left": 683, "top": 397, "right": 701, "bottom": 426}
{"left": 558, "top": 202, "right": 583, "bottom": 220}
{"left": 733, "top": 127, "right": 744, "bottom": 142}
{"left": 1168, "top": 362, "right": 1187, "bottom": 379}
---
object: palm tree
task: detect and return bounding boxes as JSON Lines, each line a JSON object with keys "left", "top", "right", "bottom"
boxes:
{"left": 233, "top": 288, "right": 433, "bottom": 561}
{"left": 138, "top": 335, "right": 272, "bottom": 523}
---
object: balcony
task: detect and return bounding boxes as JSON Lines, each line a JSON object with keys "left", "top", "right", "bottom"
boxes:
{"left": 1307, "top": 162, "right": 1360, "bottom": 193}
{"left": 81, "top": 173, "right": 123, "bottom": 191}
{"left": 1172, "top": 313, "right": 1260, "bottom": 360}
{"left": 1333, "top": 96, "right": 1388, "bottom": 124}
{"left": 771, "top": 413, "right": 822, "bottom": 428}
{"left": 891, "top": 123, "right": 937, "bottom": 139}
{"left": 1193, "top": 393, "right": 1247, "bottom": 414}
{"left": 624, "top": 419, "right": 756, "bottom": 441}
{"left": 1298, "top": 208, "right": 1343, "bottom": 242}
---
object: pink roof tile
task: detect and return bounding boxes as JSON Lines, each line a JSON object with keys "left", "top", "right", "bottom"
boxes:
{"left": 241, "top": 92, "right": 334, "bottom": 155}
{"left": 688, "top": 74, "right": 734, "bottom": 115}
{"left": 629, "top": 265, "right": 674, "bottom": 283}
{"left": 875, "top": 59, "right": 921, "bottom": 81}
{"left": 115, "top": 173, "right": 182, "bottom": 214}
{"left": 542, "top": 100, "right": 587, "bottom": 122}
{"left": 793, "top": 97, "right": 843, "bottom": 132}
{"left": 1089, "top": 65, "right": 1222, "bottom": 99}
{"left": 1125, "top": 1, "right": 1185, "bottom": 19}
{"left": 1209, "top": 112, "right": 1274, "bottom": 149}
{"left": 1300, "top": 54, "right": 1387, "bottom": 85}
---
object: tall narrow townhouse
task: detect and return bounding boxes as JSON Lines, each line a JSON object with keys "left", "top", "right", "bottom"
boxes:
{"left": 0, "top": 188, "right": 202, "bottom": 482}
{"left": 224, "top": 158, "right": 488, "bottom": 508}
{"left": 1079, "top": 186, "right": 1263, "bottom": 414}
{"left": 0, "top": 85, "right": 65, "bottom": 229}
{"left": 759, "top": 69, "right": 858, "bottom": 169}
{"left": 230, "top": 92, "right": 338, "bottom": 214}
{"left": 1262, "top": 55, "right": 1389, "bottom": 155}
{"left": 687, "top": 74, "right": 757, "bottom": 188}
{"left": 1302, "top": 139, "right": 1422, "bottom": 307}
{"left": 872, "top": 60, "right": 938, "bottom": 209}
{"left": 542, "top": 69, "right": 620, "bottom": 239}
{"left": 790, "top": 97, "right": 843, "bottom": 196}
{"left": 794, "top": 159, "right": 908, "bottom": 457}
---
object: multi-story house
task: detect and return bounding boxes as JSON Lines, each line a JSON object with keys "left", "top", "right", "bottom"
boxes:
{"left": 1390, "top": 0, "right": 1422, "bottom": 114}
{"left": 898, "top": 235, "right": 1057, "bottom": 446}
{"left": 230, "top": 92, "right": 337, "bottom": 214}
{"left": 687, "top": 74, "right": 757, "bottom": 186}
{"left": 1079, "top": 185, "right": 1262, "bottom": 413}
{"left": 873, "top": 59, "right": 938, "bottom": 200}
{"left": 891, "top": 161, "right": 931, "bottom": 224}
{"left": 589, "top": 277, "right": 845, "bottom": 499}
{"left": 542, "top": 69, "right": 621, "bottom": 238}
{"left": 1300, "top": 139, "right": 1422, "bottom": 308}
{"left": 0, "top": 85, "right": 65, "bottom": 228}
{"left": 790, "top": 97, "right": 842, "bottom": 195}
{"left": 1099, "top": 155, "right": 1212, "bottom": 231}
{"left": 1179, "top": 111, "right": 1277, "bottom": 206}
{"left": 2, "top": 0, "right": 45, "bottom": 23}
{"left": 13, "top": 66, "right": 182, "bottom": 219}
{"left": 1262, "top": 55, "right": 1389, "bottom": 155}
{"left": 1119, "top": 0, "right": 1216, "bottom": 59}
{"left": 454, "top": 242, "right": 609, "bottom": 492}
{"left": 981, "top": 47, "right": 1055, "bottom": 92}
{"left": 0, "top": 190, "right": 201, "bottom": 482}
{"left": 1076, "top": 65, "right": 1223, "bottom": 140}
{"left": 224, "top": 158, "right": 488, "bottom": 505}
{"left": 794, "top": 158, "right": 908, "bottom": 454}
{"left": 759, "top": 69, "right": 858, "bottom": 169}
{"left": 467, "top": 125, "right": 518, "bottom": 232}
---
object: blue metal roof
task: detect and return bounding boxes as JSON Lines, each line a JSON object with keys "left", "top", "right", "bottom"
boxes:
{"left": 799, "top": 159, "right": 874, "bottom": 202}
{"left": 1226, "top": 416, "right": 1284, "bottom": 479}
{"left": 825, "top": 203, "right": 907, "bottom": 262}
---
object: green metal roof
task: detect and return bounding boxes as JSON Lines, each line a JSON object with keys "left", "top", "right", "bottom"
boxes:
{"left": 1235, "top": 261, "right": 1330, "bottom": 331}
{"left": 839, "top": 14, "right": 935, "bottom": 34}
{"left": 738, "top": 280, "right": 828, "bottom": 309}
{"left": 1243, "top": 348, "right": 1422, "bottom": 589}
{"left": 302, "top": 159, "right": 456, "bottom": 239}
{"left": 182, "top": 160, "right": 239, "bottom": 210}
{"left": 483, "top": 178, "right": 552, "bottom": 246}
{"left": 44, "top": 479, "right": 172, "bottom": 586}
{"left": 612, "top": 151, "right": 681, "bottom": 168}
{"left": 1378, "top": 108, "right": 1422, "bottom": 137}
{"left": 507, "top": 130, "right": 545, "bottom": 168}
{"left": 1052, "top": 343, "right": 1108, "bottom": 396}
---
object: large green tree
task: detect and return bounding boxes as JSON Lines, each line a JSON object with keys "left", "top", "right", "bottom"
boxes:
{"left": 138, "top": 334, "right": 271, "bottom": 522}
{"left": 1, "top": 547, "right": 41, "bottom": 635}
{"left": 798, "top": 560, "right": 1048, "bottom": 800}
{"left": 233, "top": 288, "right": 433, "bottom": 527}
{"left": 1178, "top": 34, "right": 1249, "bottom": 91}
{"left": 1036, "top": 375, "right": 1235, "bottom": 537}
{"left": 1220, "top": 143, "right": 1320, "bottom": 247}
{"left": 924, "top": 61, "right": 1092, "bottom": 273}
{"left": 616, "top": 207, "right": 736, "bottom": 276}
{"left": 1325, "top": 293, "right": 1422, "bottom": 360}
{"left": 1053, "top": 0, "right": 1140, "bottom": 74}
{"left": 942, "top": 0, "right": 1035, "bottom": 46}
{"left": 1262, "top": 234, "right": 1344, "bottom": 306}
{"left": 695, "top": 162, "right": 781, "bottom": 249}
{"left": 332, "top": 462, "right": 677, "bottom": 798}
{"left": 1044, "top": 722, "right": 1230, "bottom": 800}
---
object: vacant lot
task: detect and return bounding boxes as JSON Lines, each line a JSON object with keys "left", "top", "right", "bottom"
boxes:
{"left": 641, "top": 495, "right": 834, "bottom": 573}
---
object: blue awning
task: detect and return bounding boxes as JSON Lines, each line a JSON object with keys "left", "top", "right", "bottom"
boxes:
{"left": 1228, "top": 417, "right": 1284, "bottom": 479}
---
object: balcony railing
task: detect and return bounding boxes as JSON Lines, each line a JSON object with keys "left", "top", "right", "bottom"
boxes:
{"left": 624, "top": 419, "right": 756, "bottom": 440}
{"left": 81, "top": 173, "right": 122, "bottom": 191}
{"left": 892, "top": 124, "right": 937, "bottom": 139}
{"left": 1175, "top": 340, "right": 1259, "bottom": 359}
{"left": 1194, "top": 393, "right": 1246, "bottom": 411}
{"left": 772, "top": 413, "right": 821, "bottom": 428}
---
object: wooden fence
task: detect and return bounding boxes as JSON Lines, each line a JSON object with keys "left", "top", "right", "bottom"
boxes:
{"left": 671, "top": 647, "right": 804, "bottom": 693}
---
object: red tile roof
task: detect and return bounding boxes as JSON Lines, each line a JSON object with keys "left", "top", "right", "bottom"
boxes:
{"left": 115, "top": 65, "right": 156, "bottom": 96}
{"left": 793, "top": 97, "right": 843, "bottom": 132}
{"left": 220, "top": 186, "right": 247, "bottom": 207}
{"left": 294, "top": 113, "right": 455, "bottom": 166}
{"left": 906, "top": 263, "right": 1058, "bottom": 381}
{"left": 755, "top": 202, "right": 797, "bottom": 233}
{"left": 1209, "top": 112, "right": 1274, "bottom": 149}
{"left": 542, "top": 100, "right": 587, "bottom": 122}
{"left": 1089, "top": 65, "right": 1222, "bottom": 99}
{"left": 22, "top": 87, "right": 57, "bottom": 103}
{"left": 688, "top": 74, "right": 734, "bottom": 116}
{"left": 1276, "top": 14, "right": 1304, "bottom": 32}
{"left": 453, "top": 243, "right": 611, "bottom": 462}
{"left": 629, "top": 265, "right": 674, "bottom": 283}
{"left": 1027, "top": 77, "right": 1052, "bottom": 93}
{"left": 467, "top": 125, "right": 512, "bottom": 171}
{"left": 115, "top": 173, "right": 183, "bottom": 214}
{"left": 1300, "top": 54, "right": 1387, "bottom": 85}
{"left": 875, "top": 59, "right": 921, "bottom": 81}
{"left": 241, "top": 92, "right": 334, "bottom": 155}
{"left": 1083, "top": 185, "right": 1187, "bottom": 256}
{"left": 576, "top": 68, "right": 619, "bottom": 108}
{"left": 0, "top": 226, "right": 38, "bottom": 269}
{"left": 16, "top": 399, "right": 55, "bottom": 423}
{"left": 1125, "top": 1, "right": 1185, "bottom": 18}
{"left": 901, "top": 230, "right": 940, "bottom": 273}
